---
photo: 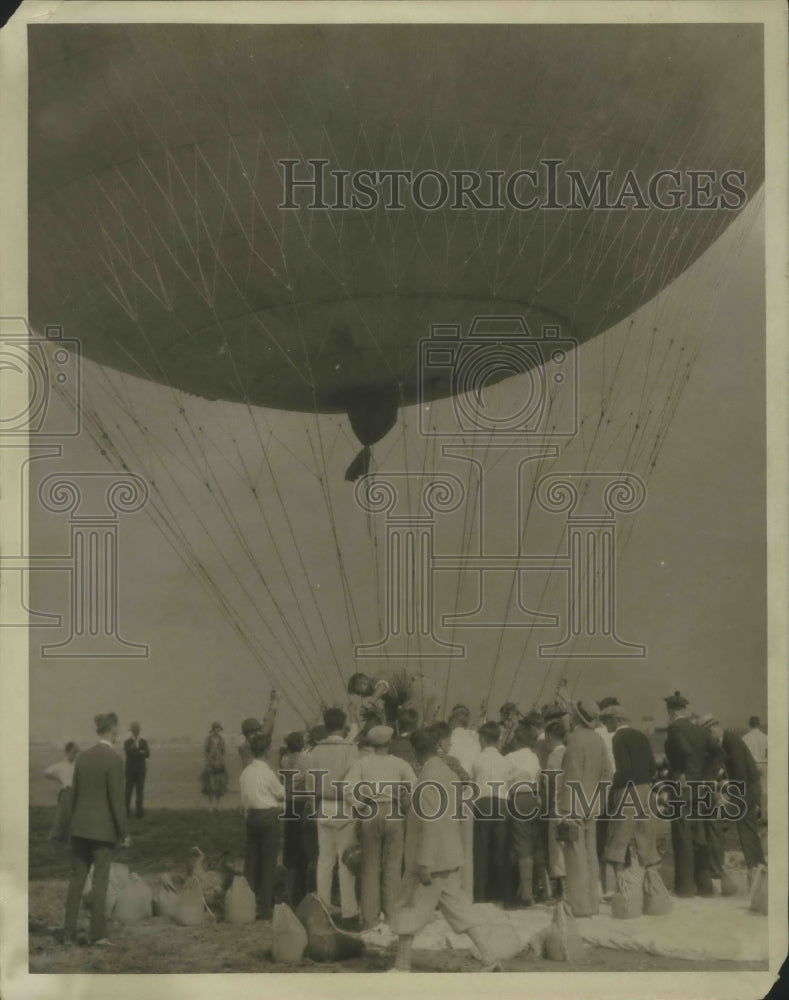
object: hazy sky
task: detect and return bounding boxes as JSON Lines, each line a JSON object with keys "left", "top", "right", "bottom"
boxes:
{"left": 28, "top": 198, "right": 766, "bottom": 746}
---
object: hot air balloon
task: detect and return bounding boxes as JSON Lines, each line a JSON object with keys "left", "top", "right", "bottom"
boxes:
{"left": 27, "top": 23, "right": 764, "bottom": 720}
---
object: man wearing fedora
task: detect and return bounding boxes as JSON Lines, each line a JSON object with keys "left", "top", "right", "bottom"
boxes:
{"left": 663, "top": 691, "right": 718, "bottom": 896}
{"left": 389, "top": 727, "right": 509, "bottom": 972}
{"left": 344, "top": 724, "right": 417, "bottom": 929}
{"left": 558, "top": 700, "right": 612, "bottom": 917}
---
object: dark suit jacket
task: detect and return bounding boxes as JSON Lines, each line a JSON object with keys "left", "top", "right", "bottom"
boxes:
{"left": 124, "top": 737, "right": 150, "bottom": 774}
{"left": 70, "top": 742, "right": 129, "bottom": 844}
{"left": 664, "top": 716, "right": 717, "bottom": 781}
{"left": 611, "top": 726, "right": 657, "bottom": 789}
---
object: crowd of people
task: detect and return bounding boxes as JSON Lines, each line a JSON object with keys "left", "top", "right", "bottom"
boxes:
{"left": 44, "top": 672, "right": 767, "bottom": 964}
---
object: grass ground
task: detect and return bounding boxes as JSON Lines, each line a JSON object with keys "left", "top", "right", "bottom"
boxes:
{"left": 28, "top": 805, "right": 769, "bottom": 975}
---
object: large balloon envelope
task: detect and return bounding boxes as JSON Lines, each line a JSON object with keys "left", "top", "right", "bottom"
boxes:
{"left": 28, "top": 24, "right": 763, "bottom": 427}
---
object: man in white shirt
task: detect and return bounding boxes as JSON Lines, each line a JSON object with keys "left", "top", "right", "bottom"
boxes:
{"left": 240, "top": 732, "right": 285, "bottom": 921}
{"left": 742, "top": 716, "right": 768, "bottom": 822}
{"left": 471, "top": 722, "right": 511, "bottom": 902}
{"left": 541, "top": 720, "right": 568, "bottom": 898}
{"left": 45, "top": 742, "right": 78, "bottom": 789}
{"left": 447, "top": 705, "right": 482, "bottom": 774}
{"left": 505, "top": 725, "right": 542, "bottom": 908}
{"left": 45, "top": 742, "right": 79, "bottom": 845}
{"left": 594, "top": 697, "right": 619, "bottom": 897}
{"left": 304, "top": 707, "right": 361, "bottom": 928}
{"left": 344, "top": 725, "right": 417, "bottom": 929}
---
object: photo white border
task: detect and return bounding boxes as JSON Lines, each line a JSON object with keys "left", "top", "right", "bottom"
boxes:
{"left": 1, "top": 2, "right": 786, "bottom": 999}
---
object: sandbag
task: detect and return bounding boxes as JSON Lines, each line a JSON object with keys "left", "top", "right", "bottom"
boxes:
{"left": 271, "top": 902, "right": 309, "bottom": 963}
{"left": 83, "top": 862, "right": 132, "bottom": 918}
{"left": 295, "top": 893, "right": 364, "bottom": 962}
{"left": 543, "top": 901, "right": 586, "bottom": 963}
{"left": 114, "top": 873, "right": 153, "bottom": 924}
{"left": 642, "top": 865, "right": 672, "bottom": 916}
{"left": 611, "top": 866, "right": 643, "bottom": 920}
{"left": 468, "top": 921, "right": 523, "bottom": 964}
{"left": 224, "top": 875, "right": 256, "bottom": 925}
{"left": 152, "top": 883, "right": 179, "bottom": 920}
{"left": 721, "top": 868, "right": 747, "bottom": 897}
{"left": 748, "top": 865, "right": 768, "bottom": 915}
{"left": 175, "top": 874, "right": 213, "bottom": 926}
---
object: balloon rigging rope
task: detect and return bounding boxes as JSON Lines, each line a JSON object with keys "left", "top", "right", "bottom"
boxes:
{"left": 79, "top": 358, "right": 326, "bottom": 709}
{"left": 46, "top": 26, "right": 765, "bottom": 720}
{"left": 60, "top": 374, "right": 315, "bottom": 719}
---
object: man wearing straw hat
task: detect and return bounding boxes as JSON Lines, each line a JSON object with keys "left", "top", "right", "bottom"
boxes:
{"left": 558, "top": 700, "right": 612, "bottom": 917}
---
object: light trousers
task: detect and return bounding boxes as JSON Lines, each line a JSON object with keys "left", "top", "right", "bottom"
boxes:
{"left": 359, "top": 812, "right": 404, "bottom": 927}
{"left": 562, "top": 817, "right": 600, "bottom": 916}
{"left": 316, "top": 820, "right": 359, "bottom": 919}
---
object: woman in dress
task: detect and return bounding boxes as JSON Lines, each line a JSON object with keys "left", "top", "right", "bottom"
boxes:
{"left": 201, "top": 722, "right": 228, "bottom": 811}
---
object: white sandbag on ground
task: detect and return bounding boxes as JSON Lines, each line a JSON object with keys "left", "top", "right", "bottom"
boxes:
{"left": 361, "top": 902, "right": 551, "bottom": 957}
{"left": 361, "top": 894, "right": 767, "bottom": 963}
{"left": 580, "top": 895, "right": 768, "bottom": 962}
{"left": 113, "top": 873, "right": 153, "bottom": 924}
{"left": 83, "top": 862, "right": 132, "bottom": 917}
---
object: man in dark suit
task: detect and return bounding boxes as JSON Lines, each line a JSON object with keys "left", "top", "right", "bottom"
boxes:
{"left": 123, "top": 721, "right": 150, "bottom": 819}
{"left": 701, "top": 716, "right": 766, "bottom": 872}
{"left": 663, "top": 691, "right": 718, "bottom": 897}
{"left": 64, "top": 712, "right": 130, "bottom": 945}
{"left": 601, "top": 704, "right": 660, "bottom": 872}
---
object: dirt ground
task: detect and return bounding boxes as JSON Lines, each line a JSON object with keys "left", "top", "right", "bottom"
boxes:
{"left": 28, "top": 877, "right": 768, "bottom": 975}
{"left": 27, "top": 805, "right": 769, "bottom": 975}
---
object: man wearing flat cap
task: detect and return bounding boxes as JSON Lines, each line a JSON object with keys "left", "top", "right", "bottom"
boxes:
{"left": 601, "top": 704, "right": 661, "bottom": 875}
{"left": 343, "top": 724, "right": 417, "bottom": 929}
{"left": 663, "top": 691, "right": 718, "bottom": 896}
{"left": 558, "top": 700, "right": 613, "bottom": 916}
{"left": 238, "top": 688, "right": 279, "bottom": 768}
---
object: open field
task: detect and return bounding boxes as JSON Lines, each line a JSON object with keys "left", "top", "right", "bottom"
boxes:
{"left": 27, "top": 804, "right": 769, "bottom": 975}
{"left": 31, "top": 743, "right": 244, "bottom": 811}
